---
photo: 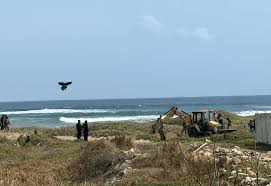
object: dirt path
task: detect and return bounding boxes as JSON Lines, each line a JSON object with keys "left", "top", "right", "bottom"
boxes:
{"left": 54, "top": 136, "right": 115, "bottom": 142}
{"left": 0, "top": 132, "right": 25, "bottom": 141}
{"left": 54, "top": 135, "right": 154, "bottom": 146}
{"left": 133, "top": 139, "right": 154, "bottom": 146}
{"left": 0, "top": 132, "right": 155, "bottom": 147}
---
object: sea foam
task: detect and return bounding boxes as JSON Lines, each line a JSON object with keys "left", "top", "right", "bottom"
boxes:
{"left": 254, "top": 106, "right": 271, "bottom": 109}
{"left": 0, "top": 109, "right": 115, "bottom": 115}
{"left": 59, "top": 115, "right": 158, "bottom": 123}
{"left": 235, "top": 110, "right": 271, "bottom": 116}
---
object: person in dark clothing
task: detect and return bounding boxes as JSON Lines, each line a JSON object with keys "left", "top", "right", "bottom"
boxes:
{"left": 76, "top": 120, "right": 82, "bottom": 140}
{"left": 82, "top": 120, "right": 89, "bottom": 141}
{"left": 0, "top": 115, "right": 5, "bottom": 130}
{"left": 226, "top": 118, "right": 232, "bottom": 129}
{"left": 181, "top": 122, "right": 188, "bottom": 135}
{"left": 4, "top": 116, "right": 10, "bottom": 131}
{"left": 217, "top": 113, "right": 221, "bottom": 120}
{"left": 253, "top": 119, "right": 256, "bottom": 132}
{"left": 151, "top": 116, "right": 162, "bottom": 134}
{"left": 158, "top": 122, "right": 166, "bottom": 141}
{"left": 217, "top": 113, "right": 224, "bottom": 127}
{"left": 248, "top": 119, "right": 256, "bottom": 132}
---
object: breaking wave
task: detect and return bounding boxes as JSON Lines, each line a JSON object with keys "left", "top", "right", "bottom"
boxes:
{"left": 59, "top": 115, "right": 158, "bottom": 123}
{"left": 235, "top": 110, "right": 271, "bottom": 116}
{"left": 0, "top": 109, "right": 116, "bottom": 115}
{"left": 254, "top": 106, "right": 271, "bottom": 109}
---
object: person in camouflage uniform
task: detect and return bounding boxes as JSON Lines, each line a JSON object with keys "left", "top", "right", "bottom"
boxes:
{"left": 158, "top": 121, "right": 166, "bottom": 141}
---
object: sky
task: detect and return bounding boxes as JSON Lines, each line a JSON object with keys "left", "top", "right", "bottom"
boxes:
{"left": 1, "top": 0, "right": 271, "bottom": 101}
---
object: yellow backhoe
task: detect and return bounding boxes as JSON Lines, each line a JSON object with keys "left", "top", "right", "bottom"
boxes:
{"left": 152, "top": 106, "right": 236, "bottom": 137}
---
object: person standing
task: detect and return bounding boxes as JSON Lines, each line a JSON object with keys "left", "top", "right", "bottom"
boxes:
{"left": 4, "top": 116, "right": 10, "bottom": 131}
{"left": 226, "top": 118, "right": 232, "bottom": 129}
{"left": 0, "top": 115, "right": 5, "bottom": 130}
{"left": 217, "top": 113, "right": 224, "bottom": 127}
{"left": 181, "top": 122, "right": 188, "bottom": 135}
{"left": 248, "top": 120, "right": 255, "bottom": 132}
{"left": 151, "top": 115, "right": 162, "bottom": 134}
{"left": 82, "top": 120, "right": 89, "bottom": 141}
{"left": 76, "top": 120, "right": 82, "bottom": 140}
{"left": 158, "top": 122, "right": 166, "bottom": 142}
{"left": 252, "top": 119, "right": 256, "bottom": 132}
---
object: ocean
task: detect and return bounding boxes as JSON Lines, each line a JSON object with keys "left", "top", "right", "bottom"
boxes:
{"left": 1, "top": 95, "right": 271, "bottom": 128}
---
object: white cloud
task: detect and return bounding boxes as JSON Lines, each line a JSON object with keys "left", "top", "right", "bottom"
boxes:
{"left": 139, "top": 16, "right": 164, "bottom": 33}
{"left": 139, "top": 16, "right": 213, "bottom": 41}
{"left": 176, "top": 27, "right": 213, "bottom": 41}
{"left": 192, "top": 27, "right": 213, "bottom": 41}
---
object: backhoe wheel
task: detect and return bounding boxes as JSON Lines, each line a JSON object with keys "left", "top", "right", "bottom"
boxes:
{"left": 205, "top": 131, "right": 213, "bottom": 136}
{"left": 190, "top": 127, "right": 199, "bottom": 137}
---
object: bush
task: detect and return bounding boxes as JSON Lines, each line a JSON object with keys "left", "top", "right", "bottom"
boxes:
{"left": 69, "top": 140, "right": 119, "bottom": 181}
{"left": 112, "top": 134, "right": 134, "bottom": 150}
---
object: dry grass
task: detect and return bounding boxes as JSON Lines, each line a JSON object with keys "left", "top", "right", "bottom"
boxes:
{"left": 112, "top": 134, "right": 134, "bottom": 150}
{"left": 121, "top": 168, "right": 186, "bottom": 186}
{"left": 0, "top": 160, "right": 64, "bottom": 186}
{"left": 128, "top": 142, "right": 215, "bottom": 185}
{"left": 68, "top": 140, "right": 121, "bottom": 182}
{"left": 0, "top": 130, "right": 82, "bottom": 185}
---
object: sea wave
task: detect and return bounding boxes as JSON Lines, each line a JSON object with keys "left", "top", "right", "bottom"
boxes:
{"left": 59, "top": 115, "right": 159, "bottom": 123}
{"left": 235, "top": 110, "right": 271, "bottom": 116}
{"left": 254, "top": 106, "right": 271, "bottom": 109}
{"left": 0, "top": 109, "right": 116, "bottom": 115}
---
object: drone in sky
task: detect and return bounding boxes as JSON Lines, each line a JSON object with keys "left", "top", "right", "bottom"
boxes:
{"left": 58, "top": 81, "right": 72, "bottom": 91}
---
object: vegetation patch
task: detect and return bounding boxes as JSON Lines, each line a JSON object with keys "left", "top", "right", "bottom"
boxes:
{"left": 69, "top": 139, "right": 122, "bottom": 182}
{"left": 0, "top": 112, "right": 269, "bottom": 185}
{"left": 112, "top": 134, "right": 134, "bottom": 150}
{"left": 0, "top": 160, "right": 63, "bottom": 186}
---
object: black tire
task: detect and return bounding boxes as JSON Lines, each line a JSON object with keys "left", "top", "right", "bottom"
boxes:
{"left": 205, "top": 131, "right": 213, "bottom": 136}
{"left": 188, "top": 127, "right": 199, "bottom": 137}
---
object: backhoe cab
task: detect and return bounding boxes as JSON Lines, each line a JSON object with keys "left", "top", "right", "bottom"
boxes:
{"left": 189, "top": 110, "right": 222, "bottom": 137}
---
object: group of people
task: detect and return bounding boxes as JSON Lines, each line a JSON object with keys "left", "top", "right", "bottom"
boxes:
{"left": 198, "top": 112, "right": 232, "bottom": 129}
{"left": 76, "top": 120, "right": 89, "bottom": 141}
{"left": 0, "top": 115, "right": 10, "bottom": 131}
{"left": 216, "top": 113, "right": 232, "bottom": 129}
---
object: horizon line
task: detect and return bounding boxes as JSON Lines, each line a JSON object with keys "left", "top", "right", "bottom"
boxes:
{"left": 0, "top": 94, "right": 270, "bottom": 103}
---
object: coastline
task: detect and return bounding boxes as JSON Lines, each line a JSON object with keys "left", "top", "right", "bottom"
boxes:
{"left": 1, "top": 95, "right": 271, "bottom": 128}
